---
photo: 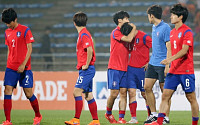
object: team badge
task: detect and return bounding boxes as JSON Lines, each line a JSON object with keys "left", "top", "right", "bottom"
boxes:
{"left": 178, "top": 32, "right": 182, "bottom": 39}
{"left": 16, "top": 32, "right": 21, "bottom": 37}
{"left": 136, "top": 38, "right": 139, "bottom": 44}
{"left": 112, "top": 81, "right": 117, "bottom": 87}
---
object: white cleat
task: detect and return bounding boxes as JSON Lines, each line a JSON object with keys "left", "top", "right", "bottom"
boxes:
{"left": 127, "top": 119, "right": 139, "bottom": 124}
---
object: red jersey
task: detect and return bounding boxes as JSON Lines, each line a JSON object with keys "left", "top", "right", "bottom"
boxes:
{"left": 129, "top": 30, "right": 152, "bottom": 68}
{"left": 169, "top": 24, "right": 194, "bottom": 74}
{"left": 76, "top": 28, "right": 95, "bottom": 70}
{"left": 108, "top": 26, "right": 129, "bottom": 71}
{"left": 5, "top": 24, "right": 34, "bottom": 71}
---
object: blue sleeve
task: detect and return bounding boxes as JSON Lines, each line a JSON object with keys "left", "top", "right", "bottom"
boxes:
{"left": 163, "top": 25, "right": 171, "bottom": 43}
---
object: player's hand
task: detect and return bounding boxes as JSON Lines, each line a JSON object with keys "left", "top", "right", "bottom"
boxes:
{"left": 129, "top": 23, "right": 136, "bottom": 28}
{"left": 82, "top": 65, "right": 89, "bottom": 70}
{"left": 17, "top": 64, "right": 25, "bottom": 73}
{"left": 161, "top": 59, "right": 171, "bottom": 65}
{"left": 164, "top": 66, "right": 169, "bottom": 76}
{"left": 143, "top": 63, "right": 148, "bottom": 71}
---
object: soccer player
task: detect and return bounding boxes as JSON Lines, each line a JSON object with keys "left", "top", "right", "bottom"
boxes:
{"left": 145, "top": 4, "right": 199, "bottom": 125}
{"left": 144, "top": 5, "right": 171, "bottom": 124}
{"left": 64, "top": 12, "right": 100, "bottom": 125}
{"left": 120, "top": 22, "right": 152, "bottom": 124}
{"left": 1, "top": 8, "right": 42, "bottom": 125}
{"left": 105, "top": 10, "right": 136, "bottom": 124}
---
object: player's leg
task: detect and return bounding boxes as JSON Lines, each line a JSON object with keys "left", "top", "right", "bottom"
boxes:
{"left": 186, "top": 92, "right": 199, "bottom": 125}
{"left": 118, "top": 87, "right": 127, "bottom": 123}
{"left": 65, "top": 87, "right": 83, "bottom": 125}
{"left": 66, "top": 65, "right": 96, "bottom": 125}
{"left": 118, "top": 71, "right": 128, "bottom": 123}
{"left": 105, "top": 69, "right": 120, "bottom": 123}
{"left": 144, "top": 64, "right": 158, "bottom": 117}
{"left": 151, "top": 73, "right": 178, "bottom": 125}
{"left": 144, "top": 78, "right": 157, "bottom": 123}
{"left": 20, "top": 70, "right": 42, "bottom": 125}
{"left": 127, "top": 88, "right": 138, "bottom": 124}
{"left": 2, "top": 68, "right": 19, "bottom": 125}
{"left": 141, "top": 91, "right": 151, "bottom": 117}
{"left": 159, "top": 83, "right": 171, "bottom": 124}
{"left": 85, "top": 92, "right": 100, "bottom": 125}
{"left": 157, "top": 66, "right": 171, "bottom": 124}
{"left": 127, "top": 66, "right": 143, "bottom": 124}
{"left": 181, "top": 74, "right": 199, "bottom": 125}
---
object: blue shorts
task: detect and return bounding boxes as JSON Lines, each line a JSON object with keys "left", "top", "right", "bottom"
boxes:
{"left": 127, "top": 66, "right": 145, "bottom": 92}
{"left": 75, "top": 65, "right": 95, "bottom": 93}
{"left": 107, "top": 69, "right": 127, "bottom": 90}
{"left": 4, "top": 68, "right": 33, "bottom": 88}
{"left": 164, "top": 73, "right": 195, "bottom": 93}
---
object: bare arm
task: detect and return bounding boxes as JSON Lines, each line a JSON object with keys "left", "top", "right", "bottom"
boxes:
{"left": 7, "top": 47, "right": 9, "bottom": 60}
{"left": 161, "top": 44, "right": 189, "bottom": 65}
{"left": 121, "top": 23, "right": 136, "bottom": 42}
{"left": 164, "top": 41, "right": 171, "bottom": 75}
{"left": 18, "top": 43, "right": 32, "bottom": 73}
{"left": 82, "top": 46, "right": 93, "bottom": 70}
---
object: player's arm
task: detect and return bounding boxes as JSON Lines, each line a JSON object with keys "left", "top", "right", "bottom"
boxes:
{"left": 161, "top": 44, "right": 189, "bottom": 65}
{"left": 121, "top": 23, "right": 136, "bottom": 42}
{"left": 18, "top": 43, "right": 32, "bottom": 73}
{"left": 164, "top": 41, "right": 171, "bottom": 75}
{"left": 7, "top": 47, "right": 9, "bottom": 60}
{"left": 82, "top": 46, "right": 93, "bottom": 70}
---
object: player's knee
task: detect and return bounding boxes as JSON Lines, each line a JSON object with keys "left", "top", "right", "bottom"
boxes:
{"left": 128, "top": 91, "right": 136, "bottom": 98}
{"left": 110, "top": 92, "right": 118, "bottom": 99}
{"left": 25, "top": 93, "right": 33, "bottom": 99}
{"left": 4, "top": 89, "right": 12, "bottom": 95}
{"left": 73, "top": 88, "right": 82, "bottom": 97}
{"left": 144, "top": 84, "right": 152, "bottom": 92}
{"left": 186, "top": 93, "right": 196, "bottom": 103}
{"left": 161, "top": 93, "right": 170, "bottom": 102}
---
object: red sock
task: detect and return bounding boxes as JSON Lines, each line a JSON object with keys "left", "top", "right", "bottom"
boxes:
{"left": 106, "top": 107, "right": 112, "bottom": 116}
{"left": 192, "top": 117, "right": 199, "bottom": 125}
{"left": 146, "top": 105, "right": 151, "bottom": 116}
{"left": 129, "top": 101, "right": 137, "bottom": 117}
{"left": 4, "top": 95, "right": 12, "bottom": 122}
{"left": 157, "top": 113, "right": 166, "bottom": 125}
{"left": 88, "top": 98, "right": 98, "bottom": 120}
{"left": 75, "top": 96, "right": 83, "bottom": 119}
{"left": 29, "top": 95, "right": 41, "bottom": 117}
{"left": 119, "top": 110, "right": 125, "bottom": 119}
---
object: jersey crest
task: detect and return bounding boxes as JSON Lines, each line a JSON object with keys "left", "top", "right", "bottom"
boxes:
{"left": 178, "top": 32, "right": 182, "bottom": 39}
{"left": 136, "top": 38, "right": 139, "bottom": 44}
{"left": 17, "top": 32, "right": 21, "bottom": 37}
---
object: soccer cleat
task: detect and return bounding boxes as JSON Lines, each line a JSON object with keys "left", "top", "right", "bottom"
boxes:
{"left": 127, "top": 119, "right": 138, "bottom": 124}
{"left": 0, "top": 120, "right": 12, "bottom": 125}
{"left": 33, "top": 115, "right": 42, "bottom": 125}
{"left": 144, "top": 121, "right": 159, "bottom": 125}
{"left": 65, "top": 118, "right": 80, "bottom": 125}
{"left": 118, "top": 118, "right": 127, "bottom": 124}
{"left": 88, "top": 120, "right": 100, "bottom": 125}
{"left": 163, "top": 117, "right": 170, "bottom": 124}
{"left": 104, "top": 113, "right": 118, "bottom": 124}
{"left": 144, "top": 114, "right": 157, "bottom": 124}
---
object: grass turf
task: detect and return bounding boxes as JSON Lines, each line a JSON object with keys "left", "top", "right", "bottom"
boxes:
{"left": 0, "top": 110, "right": 197, "bottom": 125}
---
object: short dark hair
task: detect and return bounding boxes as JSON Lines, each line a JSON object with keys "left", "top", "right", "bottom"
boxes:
{"left": 113, "top": 10, "right": 130, "bottom": 25}
{"left": 170, "top": 3, "right": 188, "bottom": 23}
{"left": 120, "top": 22, "right": 133, "bottom": 36}
{"left": 147, "top": 5, "right": 162, "bottom": 19}
{"left": 2, "top": 8, "right": 17, "bottom": 24}
{"left": 73, "top": 12, "right": 87, "bottom": 26}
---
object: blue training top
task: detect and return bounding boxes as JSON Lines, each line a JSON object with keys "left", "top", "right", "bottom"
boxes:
{"left": 149, "top": 20, "right": 171, "bottom": 67}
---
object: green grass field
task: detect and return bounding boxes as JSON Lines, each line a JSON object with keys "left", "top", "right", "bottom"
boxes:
{"left": 0, "top": 110, "right": 197, "bottom": 125}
